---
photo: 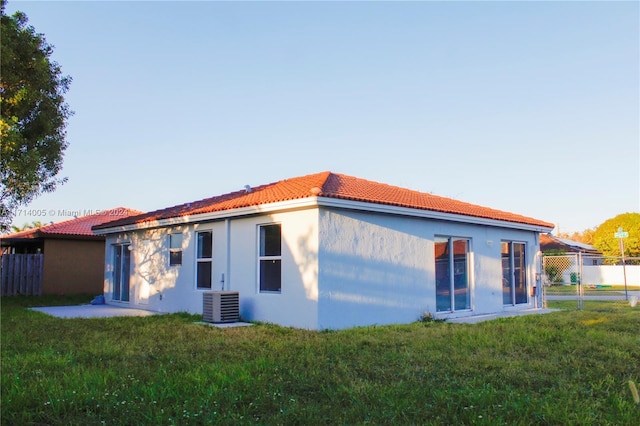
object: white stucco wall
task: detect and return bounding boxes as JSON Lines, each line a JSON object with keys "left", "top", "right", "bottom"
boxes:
{"left": 582, "top": 265, "right": 640, "bottom": 286}
{"left": 317, "top": 208, "right": 541, "bottom": 329}
{"left": 103, "top": 224, "right": 200, "bottom": 313}
{"left": 102, "top": 205, "right": 542, "bottom": 330}
{"left": 226, "top": 209, "right": 319, "bottom": 329}
{"left": 103, "top": 208, "right": 320, "bottom": 328}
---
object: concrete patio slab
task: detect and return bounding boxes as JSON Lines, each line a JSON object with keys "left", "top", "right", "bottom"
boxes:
{"left": 29, "top": 305, "right": 559, "bottom": 325}
{"left": 446, "top": 308, "right": 559, "bottom": 324}
{"left": 30, "top": 304, "right": 160, "bottom": 319}
{"left": 195, "top": 321, "right": 254, "bottom": 328}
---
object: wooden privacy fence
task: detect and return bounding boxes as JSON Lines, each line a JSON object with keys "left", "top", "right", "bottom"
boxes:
{"left": 1, "top": 254, "right": 43, "bottom": 296}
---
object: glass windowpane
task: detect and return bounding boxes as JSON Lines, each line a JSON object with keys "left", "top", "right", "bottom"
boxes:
{"left": 113, "top": 245, "right": 122, "bottom": 300}
{"left": 502, "top": 242, "right": 513, "bottom": 304}
{"left": 260, "top": 259, "right": 281, "bottom": 292}
{"left": 435, "top": 238, "right": 451, "bottom": 312}
{"left": 197, "top": 261, "right": 212, "bottom": 289}
{"left": 260, "top": 225, "right": 281, "bottom": 256}
{"left": 514, "top": 243, "right": 527, "bottom": 304}
{"left": 170, "top": 233, "right": 182, "bottom": 249}
{"left": 197, "top": 231, "right": 212, "bottom": 259}
{"left": 170, "top": 251, "right": 182, "bottom": 266}
{"left": 122, "top": 247, "right": 130, "bottom": 302}
{"left": 453, "top": 239, "right": 470, "bottom": 310}
{"left": 502, "top": 242, "right": 527, "bottom": 305}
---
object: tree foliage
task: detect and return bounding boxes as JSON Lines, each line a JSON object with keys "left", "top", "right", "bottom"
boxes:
{"left": 0, "top": 0, "right": 72, "bottom": 231}
{"left": 557, "top": 228, "right": 595, "bottom": 245}
{"left": 592, "top": 212, "right": 640, "bottom": 258}
{"left": 10, "top": 220, "right": 42, "bottom": 233}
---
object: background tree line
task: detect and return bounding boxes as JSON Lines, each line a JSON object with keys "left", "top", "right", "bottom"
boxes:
{"left": 1, "top": 0, "right": 72, "bottom": 231}
{"left": 557, "top": 212, "right": 640, "bottom": 258}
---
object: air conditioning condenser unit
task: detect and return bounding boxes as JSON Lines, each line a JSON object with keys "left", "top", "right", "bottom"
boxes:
{"left": 203, "top": 291, "right": 240, "bottom": 323}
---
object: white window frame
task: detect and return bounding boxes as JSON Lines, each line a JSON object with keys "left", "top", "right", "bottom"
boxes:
{"left": 169, "top": 232, "right": 183, "bottom": 267}
{"left": 434, "top": 235, "right": 472, "bottom": 313}
{"left": 501, "top": 241, "right": 528, "bottom": 306}
{"left": 196, "top": 230, "right": 213, "bottom": 289}
{"left": 257, "top": 223, "right": 282, "bottom": 293}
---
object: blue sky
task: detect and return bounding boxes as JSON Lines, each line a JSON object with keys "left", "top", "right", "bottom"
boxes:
{"left": 6, "top": 0, "right": 639, "bottom": 234}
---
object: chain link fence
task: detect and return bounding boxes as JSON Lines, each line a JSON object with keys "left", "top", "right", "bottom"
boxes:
{"left": 542, "top": 254, "right": 640, "bottom": 310}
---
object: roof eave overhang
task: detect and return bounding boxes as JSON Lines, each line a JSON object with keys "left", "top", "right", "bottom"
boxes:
{"left": 0, "top": 234, "right": 104, "bottom": 245}
{"left": 0, "top": 237, "right": 44, "bottom": 246}
{"left": 91, "top": 197, "right": 321, "bottom": 234}
{"left": 43, "top": 233, "right": 105, "bottom": 241}
{"left": 318, "top": 198, "right": 555, "bottom": 233}
{"left": 93, "top": 196, "right": 553, "bottom": 235}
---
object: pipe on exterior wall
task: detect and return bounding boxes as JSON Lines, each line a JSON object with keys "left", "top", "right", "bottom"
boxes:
{"left": 225, "top": 218, "right": 231, "bottom": 290}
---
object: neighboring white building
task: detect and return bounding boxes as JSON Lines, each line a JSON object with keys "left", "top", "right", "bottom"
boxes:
{"left": 93, "top": 171, "right": 554, "bottom": 330}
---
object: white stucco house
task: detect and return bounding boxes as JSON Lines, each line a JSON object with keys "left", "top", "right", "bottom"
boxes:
{"left": 92, "top": 171, "right": 554, "bottom": 329}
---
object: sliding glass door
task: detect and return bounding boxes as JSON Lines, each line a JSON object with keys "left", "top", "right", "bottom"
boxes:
{"left": 502, "top": 242, "right": 527, "bottom": 305}
{"left": 435, "top": 237, "right": 471, "bottom": 312}
{"left": 112, "top": 244, "right": 131, "bottom": 302}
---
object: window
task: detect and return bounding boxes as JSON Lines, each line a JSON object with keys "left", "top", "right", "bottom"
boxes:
{"left": 259, "top": 224, "right": 281, "bottom": 293}
{"left": 169, "top": 233, "right": 183, "bottom": 266}
{"left": 502, "top": 242, "right": 527, "bottom": 305}
{"left": 196, "top": 231, "right": 213, "bottom": 289}
{"left": 435, "top": 236, "right": 471, "bottom": 312}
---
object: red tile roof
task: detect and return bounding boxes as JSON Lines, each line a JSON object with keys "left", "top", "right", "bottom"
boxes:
{"left": 2, "top": 207, "right": 143, "bottom": 241}
{"left": 93, "top": 172, "right": 553, "bottom": 230}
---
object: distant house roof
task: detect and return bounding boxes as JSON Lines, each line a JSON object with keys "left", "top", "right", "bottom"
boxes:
{"left": 540, "top": 234, "right": 601, "bottom": 254}
{"left": 1, "top": 207, "right": 143, "bottom": 243}
{"left": 93, "top": 172, "right": 553, "bottom": 232}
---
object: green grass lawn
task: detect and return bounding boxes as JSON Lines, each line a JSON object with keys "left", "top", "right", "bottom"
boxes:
{"left": 2, "top": 296, "right": 639, "bottom": 425}
{"left": 545, "top": 284, "right": 639, "bottom": 295}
